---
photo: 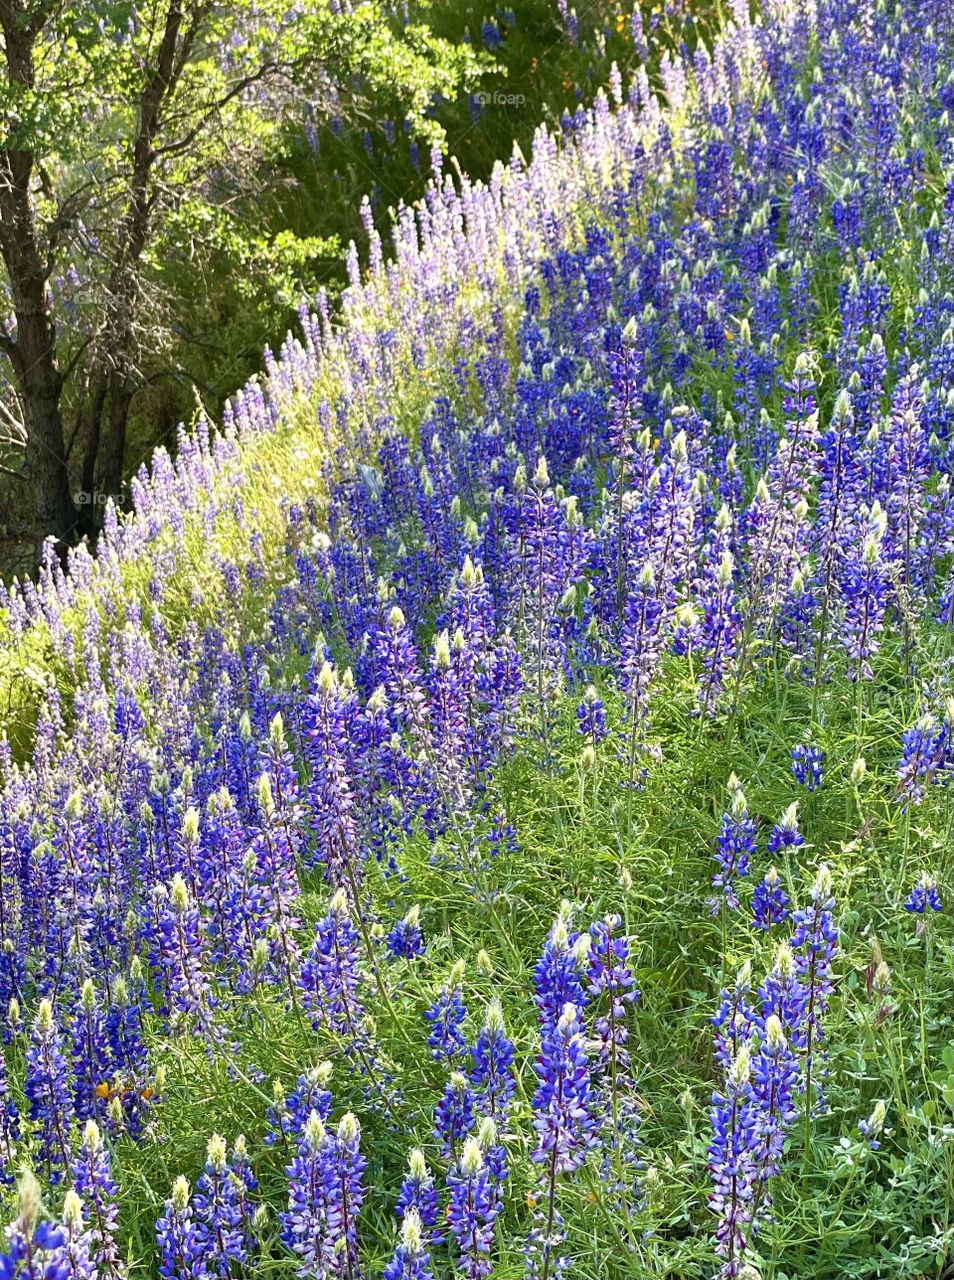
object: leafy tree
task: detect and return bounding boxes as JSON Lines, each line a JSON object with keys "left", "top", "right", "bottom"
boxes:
{"left": 0, "top": 0, "right": 488, "bottom": 555}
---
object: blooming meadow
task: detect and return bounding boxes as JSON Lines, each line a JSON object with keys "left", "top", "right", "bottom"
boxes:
{"left": 0, "top": 1, "right": 953, "bottom": 1278}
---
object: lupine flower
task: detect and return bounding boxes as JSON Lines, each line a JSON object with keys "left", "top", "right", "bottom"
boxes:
{"left": 25, "top": 999, "right": 73, "bottom": 1183}
{"left": 757, "top": 942, "right": 805, "bottom": 1039}
{"left": 858, "top": 1100, "right": 887, "bottom": 1149}
{"left": 193, "top": 1135, "right": 247, "bottom": 1277}
{"left": 791, "top": 745, "right": 823, "bottom": 791}
{"left": 708, "top": 1044, "right": 758, "bottom": 1280}
{"left": 156, "top": 1176, "right": 208, "bottom": 1280}
{"left": 387, "top": 905, "right": 425, "bottom": 962}
{"left": 752, "top": 867, "right": 790, "bottom": 931}
{"left": 766, "top": 803, "right": 803, "bottom": 855}
{"left": 575, "top": 686, "right": 607, "bottom": 744}
{"left": 903, "top": 872, "right": 942, "bottom": 914}
{"left": 896, "top": 714, "right": 948, "bottom": 805}
{"left": 300, "top": 890, "right": 372, "bottom": 1070}
{"left": 0, "top": 1172, "right": 68, "bottom": 1280}
{"left": 384, "top": 1208, "right": 433, "bottom": 1280}
{"left": 791, "top": 866, "right": 838, "bottom": 1107}
{"left": 533, "top": 911, "right": 587, "bottom": 1032}
{"left": 395, "top": 1149, "right": 442, "bottom": 1245}
{"left": 60, "top": 1189, "right": 96, "bottom": 1280}
{"left": 71, "top": 1120, "right": 123, "bottom": 1278}
{"left": 467, "top": 999, "right": 516, "bottom": 1123}
{"left": 424, "top": 961, "right": 468, "bottom": 1062}
{"left": 712, "top": 961, "right": 755, "bottom": 1069}
{"left": 434, "top": 1072, "right": 477, "bottom": 1159}
{"left": 712, "top": 776, "right": 757, "bottom": 911}
{"left": 446, "top": 1137, "right": 499, "bottom": 1280}
{"left": 0, "top": 1042, "right": 20, "bottom": 1184}
{"left": 281, "top": 1111, "right": 331, "bottom": 1275}
{"left": 748, "top": 1016, "right": 798, "bottom": 1190}
{"left": 322, "top": 1113, "right": 366, "bottom": 1278}
{"left": 71, "top": 978, "right": 111, "bottom": 1123}
{"left": 839, "top": 503, "right": 889, "bottom": 681}
{"left": 530, "top": 1001, "right": 595, "bottom": 1175}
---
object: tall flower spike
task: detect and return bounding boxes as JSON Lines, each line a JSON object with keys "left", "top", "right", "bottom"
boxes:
{"left": 156, "top": 1176, "right": 208, "bottom": 1280}
{"left": 446, "top": 1137, "right": 499, "bottom": 1280}
{"left": 193, "top": 1134, "right": 247, "bottom": 1277}
{"left": 71, "top": 1120, "right": 124, "bottom": 1279}
{"left": 712, "top": 778, "right": 756, "bottom": 912}
{"left": 384, "top": 1207, "right": 433, "bottom": 1280}
{"left": 752, "top": 867, "right": 790, "bottom": 931}
{"left": 25, "top": 998, "right": 73, "bottom": 1183}
{"left": 467, "top": 998, "right": 516, "bottom": 1123}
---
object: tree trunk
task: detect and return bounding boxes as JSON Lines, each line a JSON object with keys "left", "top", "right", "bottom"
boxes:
{"left": 0, "top": 7, "right": 77, "bottom": 553}
{"left": 99, "top": 367, "right": 134, "bottom": 505}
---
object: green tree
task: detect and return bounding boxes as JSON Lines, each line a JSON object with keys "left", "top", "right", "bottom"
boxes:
{"left": 0, "top": 0, "right": 488, "bottom": 555}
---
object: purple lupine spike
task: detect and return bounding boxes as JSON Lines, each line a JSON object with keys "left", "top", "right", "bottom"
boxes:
{"left": 712, "top": 961, "right": 756, "bottom": 1070}
{"left": 60, "top": 1189, "right": 97, "bottom": 1280}
{"left": 897, "top": 712, "right": 949, "bottom": 805}
{"left": 434, "top": 1072, "right": 477, "bottom": 1160}
{"left": 903, "top": 871, "right": 943, "bottom": 915}
{"left": 619, "top": 562, "right": 666, "bottom": 785}
{"left": 71, "top": 979, "right": 111, "bottom": 1123}
{"left": 387, "top": 905, "right": 425, "bottom": 962}
{"left": 756, "top": 942, "right": 805, "bottom": 1039}
{"left": 25, "top": 999, "right": 73, "bottom": 1184}
{"left": 467, "top": 999, "right": 516, "bottom": 1124}
{"left": 791, "top": 865, "right": 838, "bottom": 1111}
{"left": 384, "top": 1208, "right": 433, "bottom": 1280}
{"left": 299, "top": 890, "right": 373, "bottom": 1074}
{"left": 424, "top": 961, "right": 468, "bottom": 1063}
{"left": 446, "top": 1137, "right": 499, "bottom": 1280}
{"left": 71, "top": 1120, "right": 123, "bottom": 1280}
{"left": 575, "top": 686, "right": 607, "bottom": 745}
{"left": 791, "top": 744, "right": 824, "bottom": 791}
{"left": 281, "top": 1111, "right": 331, "bottom": 1274}
{"left": 0, "top": 1040, "right": 20, "bottom": 1184}
{"left": 250, "top": 770, "right": 302, "bottom": 997}
{"left": 156, "top": 1176, "right": 208, "bottom": 1280}
{"left": 301, "top": 663, "right": 362, "bottom": 886}
{"left": 395, "top": 1149, "right": 442, "bottom": 1246}
{"left": 0, "top": 1172, "right": 69, "bottom": 1280}
{"left": 752, "top": 867, "right": 791, "bottom": 931}
{"left": 708, "top": 1044, "right": 758, "bottom": 1280}
{"left": 526, "top": 1002, "right": 596, "bottom": 1280}
{"left": 766, "top": 803, "right": 804, "bottom": 855}
{"left": 839, "top": 503, "right": 889, "bottom": 681}
{"left": 711, "top": 776, "right": 756, "bottom": 912}
{"left": 193, "top": 1135, "right": 248, "bottom": 1277}
{"left": 533, "top": 912, "right": 587, "bottom": 1034}
{"left": 147, "top": 875, "right": 214, "bottom": 1039}
{"left": 322, "top": 1113, "right": 366, "bottom": 1278}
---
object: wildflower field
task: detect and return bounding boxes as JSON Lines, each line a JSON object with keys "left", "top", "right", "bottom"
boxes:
{"left": 0, "top": 1, "right": 953, "bottom": 1278}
